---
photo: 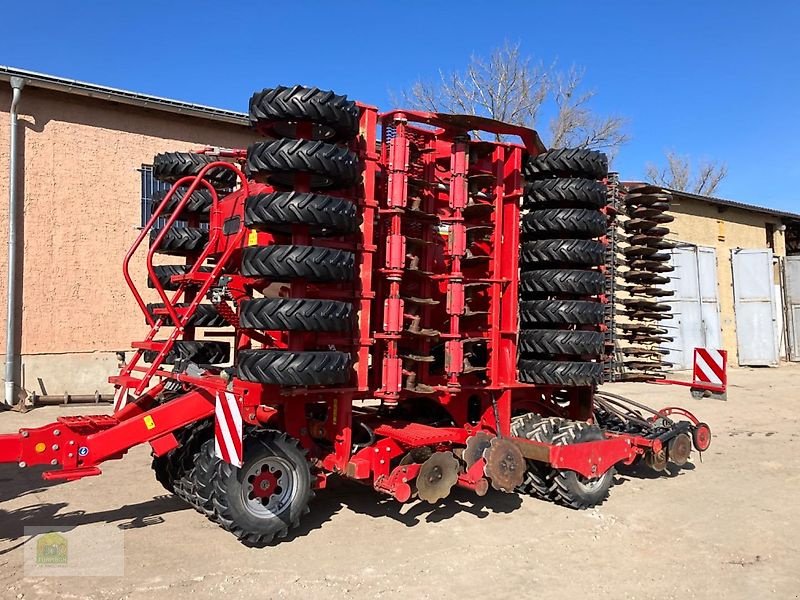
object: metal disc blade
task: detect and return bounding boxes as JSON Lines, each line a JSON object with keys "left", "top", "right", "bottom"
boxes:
{"left": 416, "top": 451, "right": 460, "bottom": 504}
{"left": 483, "top": 437, "right": 525, "bottom": 492}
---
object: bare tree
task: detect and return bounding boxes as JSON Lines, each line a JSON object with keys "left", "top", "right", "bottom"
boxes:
{"left": 399, "top": 42, "right": 628, "bottom": 151}
{"left": 645, "top": 151, "right": 728, "bottom": 195}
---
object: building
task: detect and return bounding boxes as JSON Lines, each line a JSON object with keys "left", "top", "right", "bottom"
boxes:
{"left": 1, "top": 66, "right": 798, "bottom": 399}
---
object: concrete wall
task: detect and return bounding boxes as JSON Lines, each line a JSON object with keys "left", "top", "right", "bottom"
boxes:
{"left": 669, "top": 195, "right": 786, "bottom": 365}
{"left": 0, "top": 86, "right": 256, "bottom": 396}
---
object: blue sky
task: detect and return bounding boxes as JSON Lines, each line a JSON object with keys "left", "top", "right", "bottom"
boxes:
{"left": 1, "top": 1, "right": 798, "bottom": 211}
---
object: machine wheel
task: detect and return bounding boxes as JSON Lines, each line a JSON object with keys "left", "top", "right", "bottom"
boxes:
{"left": 519, "top": 269, "right": 604, "bottom": 297}
{"left": 150, "top": 186, "right": 214, "bottom": 217}
{"left": 521, "top": 208, "right": 607, "bottom": 239}
{"left": 246, "top": 139, "right": 360, "bottom": 189}
{"left": 519, "top": 300, "right": 605, "bottom": 325}
{"left": 518, "top": 330, "right": 604, "bottom": 357}
{"left": 237, "top": 349, "right": 351, "bottom": 386}
{"left": 153, "top": 152, "right": 238, "bottom": 189}
{"left": 520, "top": 239, "right": 605, "bottom": 268}
{"left": 149, "top": 226, "right": 208, "bottom": 255}
{"left": 148, "top": 265, "right": 210, "bottom": 290}
{"left": 143, "top": 340, "right": 229, "bottom": 366}
{"left": 524, "top": 178, "right": 608, "bottom": 208}
{"left": 146, "top": 303, "right": 226, "bottom": 327}
{"left": 517, "top": 360, "right": 603, "bottom": 386}
{"left": 244, "top": 192, "right": 358, "bottom": 236}
{"left": 524, "top": 148, "right": 608, "bottom": 180}
{"left": 187, "top": 438, "right": 220, "bottom": 517}
{"left": 249, "top": 85, "right": 359, "bottom": 141}
{"left": 239, "top": 298, "right": 352, "bottom": 332}
{"left": 213, "top": 431, "right": 313, "bottom": 545}
{"left": 510, "top": 414, "right": 559, "bottom": 498}
{"left": 151, "top": 421, "right": 211, "bottom": 495}
{"left": 548, "top": 421, "right": 615, "bottom": 509}
{"left": 241, "top": 245, "right": 354, "bottom": 282}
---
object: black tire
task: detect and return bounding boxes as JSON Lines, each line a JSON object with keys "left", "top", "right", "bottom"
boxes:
{"left": 548, "top": 422, "right": 615, "bottom": 508}
{"left": 517, "top": 359, "right": 603, "bottom": 386}
{"left": 518, "top": 330, "right": 604, "bottom": 356}
{"left": 153, "top": 152, "right": 238, "bottom": 189}
{"left": 149, "top": 227, "right": 207, "bottom": 255}
{"left": 524, "top": 148, "right": 608, "bottom": 180}
{"left": 510, "top": 414, "right": 557, "bottom": 498}
{"left": 187, "top": 438, "right": 220, "bottom": 517}
{"left": 237, "top": 349, "right": 351, "bottom": 386}
{"left": 241, "top": 245, "right": 354, "bottom": 282}
{"left": 519, "top": 300, "right": 605, "bottom": 326}
{"left": 151, "top": 421, "right": 210, "bottom": 496}
{"left": 146, "top": 303, "right": 226, "bottom": 328}
{"left": 521, "top": 208, "right": 607, "bottom": 239}
{"left": 520, "top": 239, "right": 605, "bottom": 269}
{"left": 151, "top": 187, "right": 214, "bottom": 217}
{"left": 247, "top": 139, "right": 360, "bottom": 189}
{"left": 249, "top": 85, "right": 359, "bottom": 142}
{"left": 213, "top": 431, "right": 313, "bottom": 546}
{"left": 148, "top": 265, "right": 210, "bottom": 291}
{"left": 240, "top": 298, "right": 352, "bottom": 332}
{"left": 523, "top": 178, "right": 608, "bottom": 208}
{"left": 171, "top": 421, "right": 214, "bottom": 503}
{"left": 143, "top": 341, "right": 229, "bottom": 365}
{"left": 244, "top": 192, "right": 358, "bottom": 236}
{"left": 519, "top": 269, "right": 604, "bottom": 297}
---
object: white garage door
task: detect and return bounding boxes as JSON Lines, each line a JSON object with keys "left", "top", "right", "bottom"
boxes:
{"left": 731, "top": 248, "right": 779, "bottom": 366}
{"left": 784, "top": 255, "right": 800, "bottom": 361}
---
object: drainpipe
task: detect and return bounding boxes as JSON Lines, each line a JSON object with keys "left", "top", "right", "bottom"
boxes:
{"left": 5, "top": 76, "right": 24, "bottom": 406}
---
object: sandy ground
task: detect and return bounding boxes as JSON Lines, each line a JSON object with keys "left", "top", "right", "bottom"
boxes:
{"left": 0, "top": 365, "right": 799, "bottom": 599}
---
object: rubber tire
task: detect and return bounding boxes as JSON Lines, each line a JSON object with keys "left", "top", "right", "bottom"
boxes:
{"left": 187, "top": 438, "right": 220, "bottom": 518}
{"left": 247, "top": 139, "right": 360, "bottom": 189}
{"left": 237, "top": 349, "right": 351, "bottom": 386}
{"left": 519, "top": 269, "right": 604, "bottom": 297}
{"left": 146, "top": 303, "right": 226, "bottom": 328}
{"left": 548, "top": 422, "right": 615, "bottom": 509}
{"left": 524, "top": 149, "right": 608, "bottom": 180}
{"left": 143, "top": 341, "right": 229, "bottom": 365}
{"left": 149, "top": 227, "right": 207, "bottom": 255}
{"left": 241, "top": 245, "right": 354, "bottom": 282}
{"left": 148, "top": 265, "right": 210, "bottom": 291}
{"left": 517, "top": 360, "right": 603, "bottom": 386}
{"left": 153, "top": 152, "right": 238, "bottom": 189}
{"left": 151, "top": 421, "right": 211, "bottom": 495}
{"left": 524, "top": 178, "right": 608, "bottom": 209}
{"left": 520, "top": 239, "right": 606, "bottom": 269}
{"left": 249, "top": 85, "right": 359, "bottom": 142}
{"left": 518, "top": 330, "right": 604, "bottom": 356}
{"left": 239, "top": 298, "right": 352, "bottom": 332}
{"left": 151, "top": 187, "right": 213, "bottom": 217}
{"left": 521, "top": 208, "right": 607, "bottom": 239}
{"left": 172, "top": 420, "right": 214, "bottom": 503}
{"left": 244, "top": 192, "right": 358, "bottom": 236}
{"left": 519, "top": 300, "right": 605, "bottom": 325}
{"left": 510, "top": 414, "right": 557, "bottom": 498}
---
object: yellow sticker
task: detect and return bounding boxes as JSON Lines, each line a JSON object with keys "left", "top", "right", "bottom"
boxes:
{"left": 143, "top": 415, "right": 156, "bottom": 430}
{"left": 247, "top": 229, "right": 258, "bottom": 246}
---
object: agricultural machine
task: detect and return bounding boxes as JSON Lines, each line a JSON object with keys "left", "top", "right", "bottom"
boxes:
{"left": 0, "top": 86, "right": 711, "bottom": 545}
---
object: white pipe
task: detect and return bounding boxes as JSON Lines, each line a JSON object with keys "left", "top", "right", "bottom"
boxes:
{"left": 5, "top": 76, "right": 24, "bottom": 406}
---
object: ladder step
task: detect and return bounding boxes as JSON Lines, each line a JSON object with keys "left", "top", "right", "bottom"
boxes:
{"left": 109, "top": 374, "right": 144, "bottom": 387}
{"left": 131, "top": 340, "right": 167, "bottom": 351}
{"left": 172, "top": 272, "right": 214, "bottom": 284}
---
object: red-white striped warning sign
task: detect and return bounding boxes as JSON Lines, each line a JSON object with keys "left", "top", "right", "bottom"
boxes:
{"left": 692, "top": 348, "right": 727, "bottom": 389}
{"left": 214, "top": 391, "right": 243, "bottom": 467}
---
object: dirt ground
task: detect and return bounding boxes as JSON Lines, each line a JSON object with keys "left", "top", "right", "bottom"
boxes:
{"left": 1, "top": 365, "right": 799, "bottom": 600}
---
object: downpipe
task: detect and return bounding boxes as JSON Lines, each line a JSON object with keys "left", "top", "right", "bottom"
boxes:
{"left": 5, "top": 77, "right": 24, "bottom": 406}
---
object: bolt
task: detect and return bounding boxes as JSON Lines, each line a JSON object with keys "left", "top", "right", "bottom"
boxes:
{"left": 379, "top": 459, "right": 385, "bottom": 465}
{"left": 52, "top": 444, "right": 59, "bottom": 451}
{"left": 68, "top": 453, "right": 74, "bottom": 458}
{"left": 53, "top": 429, "right": 61, "bottom": 436}
{"left": 69, "top": 440, "right": 75, "bottom": 445}
{"left": 21, "top": 431, "right": 28, "bottom": 438}
{"left": 50, "top": 459, "right": 57, "bottom": 465}
{"left": 19, "top": 461, "right": 26, "bottom": 468}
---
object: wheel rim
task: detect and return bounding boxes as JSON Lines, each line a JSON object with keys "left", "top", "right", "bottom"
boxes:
{"left": 241, "top": 456, "right": 297, "bottom": 518}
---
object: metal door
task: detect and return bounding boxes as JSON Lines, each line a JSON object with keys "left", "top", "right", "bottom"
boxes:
{"left": 785, "top": 255, "right": 800, "bottom": 361}
{"left": 731, "top": 249, "right": 779, "bottom": 366}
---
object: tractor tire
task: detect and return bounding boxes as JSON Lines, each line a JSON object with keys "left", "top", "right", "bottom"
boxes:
{"left": 148, "top": 265, "right": 210, "bottom": 291}
{"left": 149, "top": 226, "right": 207, "bottom": 255}
{"left": 520, "top": 239, "right": 606, "bottom": 269}
{"left": 244, "top": 192, "right": 358, "bottom": 236}
{"left": 519, "top": 300, "right": 605, "bottom": 325}
{"left": 146, "top": 303, "right": 226, "bottom": 328}
{"left": 237, "top": 349, "right": 351, "bottom": 386}
{"left": 187, "top": 438, "right": 220, "bottom": 518}
{"left": 517, "top": 359, "right": 603, "bottom": 386}
{"left": 524, "top": 148, "right": 608, "bottom": 180}
{"left": 151, "top": 421, "right": 210, "bottom": 495}
{"left": 519, "top": 269, "right": 604, "bottom": 297}
{"left": 172, "top": 420, "right": 214, "bottom": 503}
{"left": 518, "top": 330, "right": 604, "bottom": 357}
{"left": 548, "top": 421, "right": 615, "bottom": 509}
{"left": 524, "top": 178, "right": 608, "bottom": 209}
{"left": 213, "top": 431, "right": 313, "bottom": 546}
{"left": 247, "top": 139, "right": 360, "bottom": 189}
{"left": 153, "top": 152, "right": 238, "bottom": 189}
{"left": 249, "top": 85, "right": 359, "bottom": 142}
{"left": 510, "top": 414, "right": 558, "bottom": 498}
{"left": 239, "top": 298, "right": 353, "bottom": 332}
{"left": 143, "top": 341, "right": 229, "bottom": 366}
{"left": 521, "top": 208, "right": 607, "bottom": 239}
{"left": 241, "top": 245, "right": 354, "bottom": 282}
{"left": 151, "top": 186, "right": 214, "bottom": 217}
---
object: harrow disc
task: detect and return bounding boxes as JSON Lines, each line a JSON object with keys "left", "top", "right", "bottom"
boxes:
{"left": 417, "top": 452, "right": 460, "bottom": 504}
{"left": 463, "top": 432, "right": 493, "bottom": 469}
{"left": 483, "top": 437, "right": 525, "bottom": 492}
